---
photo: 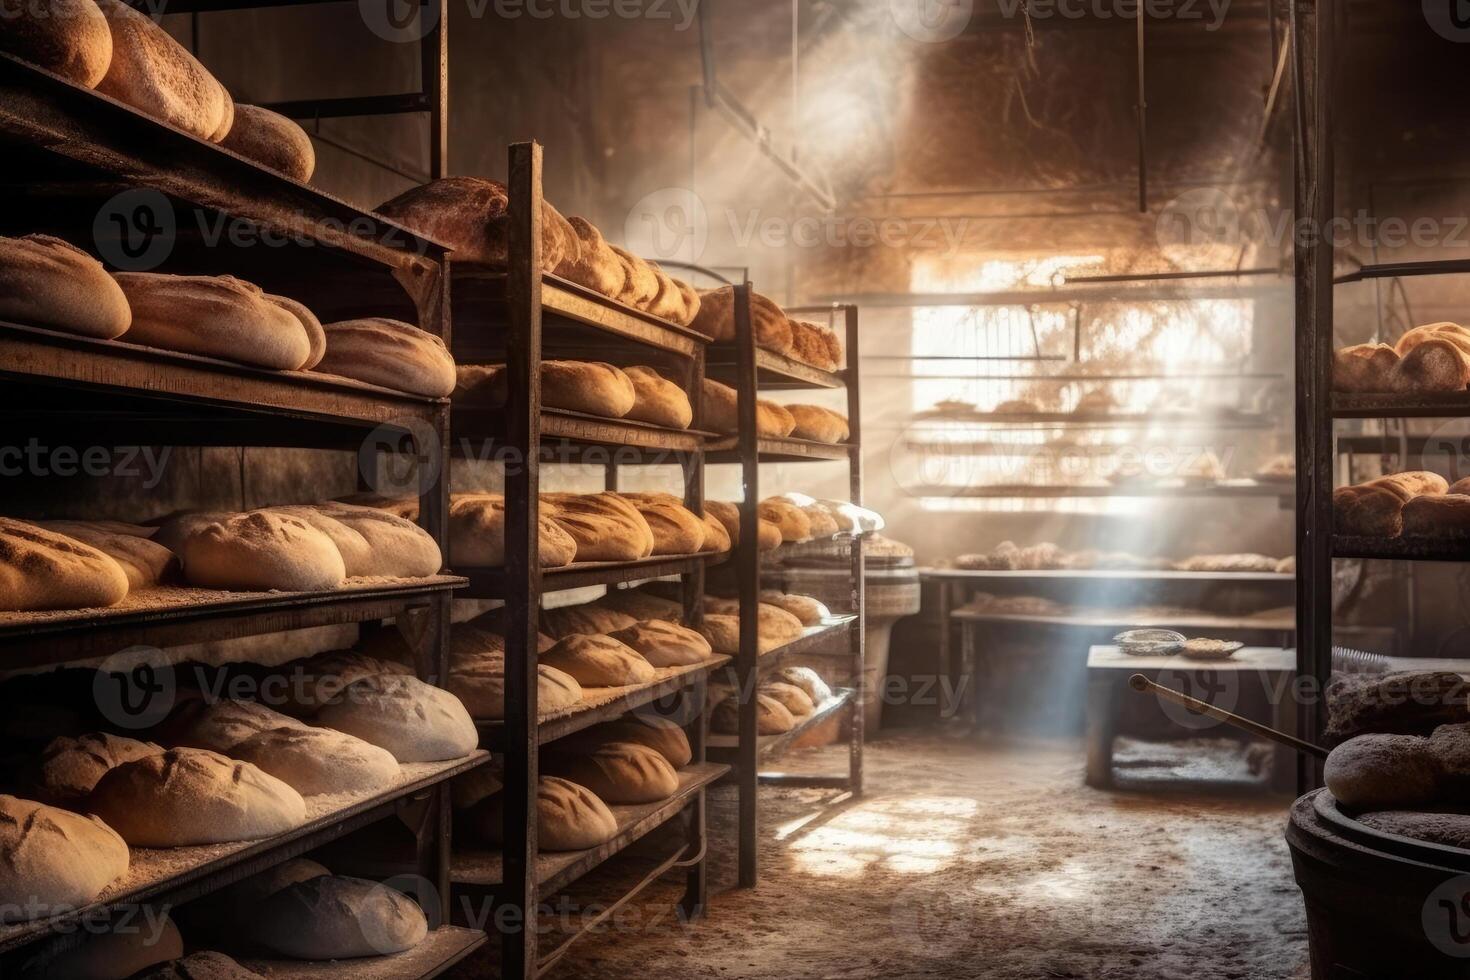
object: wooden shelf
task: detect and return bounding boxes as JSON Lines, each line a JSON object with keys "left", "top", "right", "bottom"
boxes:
{"left": 708, "top": 689, "right": 855, "bottom": 763}
{"left": 450, "top": 762, "right": 728, "bottom": 896}
{"left": 907, "top": 481, "right": 1292, "bottom": 500}
{"left": 717, "top": 617, "right": 856, "bottom": 678}
{"left": 0, "top": 753, "right": 489, "bottom": 953}
{"left": 0, "top": 576, "right": 465, "bottom": 669}
{"left": 1333, "top": 535, "right": 1470, "bottom": 563}
{"left": 452, "top": 405, "right": 711, "bottom": 456}
{"left": 706, "top": 346, "right": 845, "bottom": 390}
{"left": 463, "top": 553, "right": 727, "bottom": 598}
{"left": 919, "top": 567, "right": 1294, "bottom": 583}
{"left": 706, "top": 436, "right": 853, "bottom": 463}
{"left": 475, "top": 656, "right": 729, "bottom": 750}
{"left": 239, "top": 926, "right": 487, "bottom": 980}
{"left": 908, "top": 409, "right": 1274, "bottom": 429}
{"left": 951, "top": 607, "right": 1295, "bottom": 632}
{"left": 1332, "top": 391, "right": 1470, "bottom": 419}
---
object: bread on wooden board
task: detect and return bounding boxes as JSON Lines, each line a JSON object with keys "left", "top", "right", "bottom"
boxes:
{"left": 314, "top": 504, "right": 441, "bottom": 578}
{"left": 88, "top": 747, "right": 306, "bottom": 846}
{"left": 128, "top": 952, "right": 264, "bottom": 980}
{"left": 267, "top": 294, "right": 326, "bottom": 370}
{"left": 472, "top": 776, "right": 617, "bottom": 851}
{"left": 448, "top": 493, "right": 578, "bottom": 568}
{"left": 758, "top": 498, "right": 813, "bottom": 542}
{"left": 540, "top": 601, "right": 637, "bottom": 639}
{"left": 623, "top": 366, "right": 694, "bottom": 429}
{"left": 774, "top": 666, "right": 832, "bottom": 705}
{"left": 620, "top": 492, "right": 706, "bottom": 555}
{"left": 0, "top": 795, "right": 129, "bottom": 920}
{"left": 554, "top": 216, "right": 627, "bottom": 298}
{"left": 0, "top": 0, "right": 112, "bottom": 87}
{"left": 454, "top": 361, "right": 636, "bottom": 418}
{"left": 0, "top": 517, "right": 130, "bottom": 611}
{"left": 262, "top": 506, "right": 370, "bottom": 576}
{"left": 1332, "top": 343, "right": 1399, "bottom": 393}
{"left": 544, "top": 741, "right": 678, "bottom": 804}
{"left": 112, "top": 273, "right": 310, "bottom": 370}
{"left": 572, "top": 716, "right": 691, "bottom": 768}
{"left": 785, "top": 404, "right": 849, "bottom": 444}
{"left": 543, "top": 492, "right": 655, "bottom": 562}
{"left": 697, "top": 614, "right": 738, "bottom": 655}
{"left": 699, "top": 378, "right": 797, "bottom": 437}
{"left": 711, "top": 692, "right": 796, "bottom": 735}
{"left": 190, "top": 857, "right": 328, "bottom": 926}
{"left": 1333, "top": 471, "right": 1449, "bottom": 537}
{"left": 699, "top": 601, "right": 803, "bottom": 653}
{"left": 761, "top": 681, "right": 816, "bottom": 717}
{"left": 221, "top": 104, "right": 315, "bottom": 181}
{"left": 314, "top": 673, "right": 477, "bottom": 763}
{"left": 759, "top": 590, "right": 830, "bottom": 626}
{"left": 0, "top": 235, "right": 130, "bottom": 338}
{"left": 13, "top": 914, "right": 182, "bottom": 979}
{"left": 177, "top": 511, "right": 346, "bottom": 591}
{"left": 375, "top": 176, "right": 575, "bottom": 272}
{"left": 540, "top": 633, "right": 656, "bottom": 687}
{"left": 608, "top": 620, "right": 712, "bottom": 668}
{"left": 1324, "top": 733, "right": 1441, "bottom": 810}
{"left": 94, "top": 0, "right": 232, "bottom": 141}
{"left": 315, "top": 318, "right": 456, "bottom": 397}
{"left": 787, "top": 319, "right": 840, "bottom": 371}
{"left": 37, "top": 520, "right": 175, "bottom": 591}
{"left": 688, "top": 286, "right": 794, "bottom": 353}
{"left": 230, "top": 725, "right": 399, "bottom": 796}
{"left": 30, "top": 732, "right": 163, "bottom": 809}
{"left": 250, "top": 875, "right": 427, "bottom": 960}
{"left": 447, "top": 657, "right": 582, "bottom": 720}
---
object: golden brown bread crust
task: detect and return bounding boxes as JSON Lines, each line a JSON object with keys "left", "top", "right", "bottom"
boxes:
{"left": 700, "top": 378, "right": 797, "bottom": 437}
{"left": 699, "top": 510, "right": 731, "bottom": 553}
{"left": 1333, "top": 472, "right": 1449, "bottom": 537}
{"left": 0, "top": 794, "right": 130, "bottom": 920}
{"left": 114, "top": 272, "right": 311, "bottom": 370}
{"left": 0, "top": 517, "right": 130, "bottom": 612}
{"left": 266, "top": 294, "right": 326, "bottom": 370}
{"left": 0, "top": 0, "right": 112, "bottom": 87}
{"left": 761, "top": 681, "right": 815, "bottom": 717}
{"left": 1332, "top": 343, "right": 1399, "bottom": 393}
{"left": 574, "top": 717, "right": 691, "bottom": 767}
{"left": 620, "top": 492, "right": 706, "bottom": 555}
{"left": 221, "top": 104, "right": 315, "bottom": 182}
{"left": 542, "top": 492, "right": 655, "bottom": 562}
{"left": 539, "top": 601, "right": 637, "bottom": 639}
{"left": 711, "top": 692, "right": 795, "bottom": 735}
{"left": 758, "top": 498, "right": 813, "bottom": 542}
{"left": 177, "top": 511, "right": 346, "bottom": 591}
{"left": 608, "top": 619, "right": 712, "bottom": 668}
{"left": 448, "top": 493, "right": 578, "bottom": 568}
{"left": 688, "top": 286, "right": 794, "bottom": 353}
{"left": 785, "top": 404, "right": 849, "bottom": 443}
{"left": 554, "top": 216, "right": 626, "bottom": 297}
{"left": 0, "top": 235, "right": 131, "bottom": 339}
{"left": 37, "top": 520, "right": 175, "bottom": 590}
{"left": 94, "top": 0, "right": 232, "bottom": 141}
{"left": 455, "top": 361, "right": 636, "bottom": 418}
{"left": 611, "top": 246, "right": 659, "bottom": 307}
{"left": 704, "top": 500, "right": 781, "bottom": 552}
{"left": 471, "top": 775, "right": 617, "bottom": 851}
{"left": 1397, "top": 322, "right": 1470, "bottom": 358}
{"left": 316, "top": 317, "right": 456, "bottom": 397}
{"left": 447, "top": 660, "right": 582, "bottom": 721}
{"left": 543, "top": 741, "right": 678, "bottom": 804}
{"left": 540, "top": 633, "right": 656, "bottom": 687}
{"left": 375, "top": 176, "right": 575, "bottom": 272}
{"left": 787, "top": 320, "right": 840, "bottom": 371}
{"left": 623, "top": 366, "right": 693, "bottom": 429}
{"left": 1402, "top": 494, "right": 1470, "bottom": 538}
{"left": 644, "top": 263, "right": 687, "bottom": 323}
{"left": 1389, "top": 337, "right": 1470, "bottom": 392}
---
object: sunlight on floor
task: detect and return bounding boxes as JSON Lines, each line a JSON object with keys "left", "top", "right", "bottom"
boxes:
{"left": 780, "top": 796, "right": 984, "bottom": 876}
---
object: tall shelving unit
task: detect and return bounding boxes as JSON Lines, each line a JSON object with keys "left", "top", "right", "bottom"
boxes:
{"left": 0, "top": 53, "right": 487, "bottom": 977}
{"left": 444, "top": 142, "right": 730, "bottom": 979}
{"left": 705, "top": 289, "right": 866, "bottom": 888}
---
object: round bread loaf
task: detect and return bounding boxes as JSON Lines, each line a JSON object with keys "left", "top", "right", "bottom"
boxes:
{"left": 316, "top": 318, "right": 456, "bottom": 397}
{"left": 1398, "top": 322, "right": 1470, "bottom": 358}
{"left": 376, "top": 177, "right": 574, "bottom": 272}
{"left": 112, "top": 273, "right": 310, "bottom": 369}
{"left": 545, "top": 741, "right": 678, "bottom": 804}
{"left": 644, "top": 264, "right": 687, "bottom": 323}
{"left": 94, "top": 0, "right": 232, "bottom": 140}
{"left": 475, "top": 776, "right": 617, "bottom": 851}
{"left": 178, "top": 511, "right": 346, "bottom": 591}
{"left": 1332, "top": 343, "right": 1398, "bottom": 393}
{"left": 278, "top": 650, "right": 412, "bottom": 716}
{"left": 38, "top": 520, "right": 175, "bottom": 590}
{"left": 0, "top": 235, "right": 130, "bottom": 338}
{"left": 0, "top": 0, "right": 112, "bottom": 87}
{"left": 316, "top": 504, "right": 441, "bottom": 578}
{"left": 160, "top": 697, "right": 309, "bottom": 754}
{"left": 761, "top": 681, "right": 816, "bottom": 717}
{"left": 759, "top": 591, "right": 830, "bottom": 626}
{"left": 699, "top": 378, "right": 798, "bottom": 437}
{"left": 697, "top": 614, "right": 739, "bottom": 655}
{"left": 266, "top": 294, "right": 326, "bottom": 370}
{"left": 1324, "top": 733, "right": 1442, "bottom": 810}
{"left": 15, "top": 914, "right": 182, "bottom": 980}
{"left": 608, "top": 620, "right": 712, "bottom": 667}
{"left": 621, "top": 492, "right": 706, "bottom": 555}
{"left": 88, "top": 747, "right": 306, "bottom": 846}
{"left": 688, "top": 287, "right": 794, "bottom": 353}
{"left": 543, "top": 361, "right": 636, "bottom": 418}
{"left": 699, "top": 511, "right": 731, "bottom": 553}
{"left": 230, "top": 725, "right": 399, "bottom": 796}
{"left": 251, "top": 875, "right": 427, "bottom": 960}
{"left": 623, "top": 366, "right": 693, "bottom": 429}
{"left": 265, "top": 506, "right": 371, "bottom": 575}
{"left": 314, "top": 674, "right": 477, "bottom": 762}
{"left": 1402, "top": 494, "right": 1470, "bottom": 539}
{"left": 1430, "top": 722, "right": 1470, "bottom": 801}
{"left": 221, "top": 104, "right": 316, "bottom": 182}
{"left": 554, "top": 217, "right": 627, "bottom": 298}
{"left": 129, "top": 951, "right": 265, "bottom": 980}
{"left": 447, "top": 658, "right": 583, "bottom": 720}
{"left": 149, "top": 510, "right": 229, "bottom": 554}
{"left": 757, "top": 604, "right": 805, "bottom": 652}
{"left": 774, "top": 666, "right": 832, "bottom": 705}
{"left": 540, "top": 602, "right": 637, "bottom": 639}
{"left": 1388, "top": 337, "right": 1470, "bottom": 392}
{"left": 448, "top": 493, "right": 579, "bottom": 568}
{"left": 543, "top": 492, "right": 656, "bottom": 562}
{"left": 758, "top": 499, "right": 813, "bottom": 542}
{"left": 801, "top": 503, "right": 841, "bottom": 538}
{"left": 785, "top": 404, "right": 849, "bottom": 444}
{"left": 674, "top": 279, "right": 702, "bottom": 326}
{"left": 0, "top": 795, "right": 129, "bottom": 920}
{"left": 711, "top": 692, "right": 796, "bottom": 735}
{"left": 541, "top": 634, "right": 656, "bottom": 687}
{"left": 32, "top": 732, "right": 163, "bottom": 808}
{"left": 786, "top": 320, "right": 840, "bottom": 371}
{"left": 597, "top": 587, "right": 684, "bottom": 623}
{"left": 577, "top": 716, "right": 691, "bottom": 768}
{"left": 0, "top": 517, "right": 130, "bottom": 612}
{"left": 611, "top": 246, "right": 659, "bottom": 307}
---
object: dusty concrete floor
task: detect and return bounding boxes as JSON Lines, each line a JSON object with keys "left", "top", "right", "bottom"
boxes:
{"left": 460, "top": 732, "right": 1310, "bottom": 980}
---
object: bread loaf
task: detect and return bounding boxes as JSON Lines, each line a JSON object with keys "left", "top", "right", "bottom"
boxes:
{"left": 704, "top": 501, "right": 782, "bottom": 551}
{"left": 455, "top": 361, "right": 636, "bottom": 418}
{"left": 472, "top": 776, "right": 617, "bottom": 851}
{"left": 644, "top": 264, "right": 687, "bottom": 323}
{"left": 333, "top": 492, "right": 419, "bottom": 521}
{"left": 608, "top": 620, "right": 712, "bottom": 667}
{"left": 1324, "top": 733, "right": 1441, "bottom": 809}
{"left": 315, "top": 504, "right": 441, "bottom": 578}
{"left": 700, "top": 378, "right": 797, "bottom": 437}
{"left": 575, "top": 716, "right": 691, "bottom": 768}
{"left": 1397, "top": 322, "right": 1470, "bottom": 358}
{"left": 785, "top": 404, "right": 849, "bottom": 444}
{"left": 0, "top": 795, "right": 129, "bottom": 921}
{"left": 688, "top": 287, "right": 794, "bottom": 353}
{"left": 38, "top": 520, "right": 174, "bottom": 590}
{"left": 178, "top": 510, "right": 346, "bottom": 591}
{"left": 540, "top": 602, "right": 637, "bottom": 639}
{"left": 801, "top": 504, "right": 841, "bottom": 538}
{"left": 262, "top": 506, "right": 371, "bottom": 576}
{"left": 543, "top": 492, "right": 655, "bottom": 562}
{"left": 1402, "top": 494, "right": 1470, "bottom": 538}
{"left": 89, "top": 747, "right": 306, "bottom": 846}
{"left": 541, "top": 633, "right": 656, "bottom": 687}
{"left": 759, "top": 590, "right": 830, "bottom": 626}
{"left": 760, "top": 681, "right": 815, "bottom": 717}
{"left": 220, "top": 104, "right": 315, "bottom": 181}
{"left": 711, "top": 692, "right": 796, "bottom": 735}
{"left": 545, "top": 741, "right": 678, "bottom": 804}
{"left": 554, "top": 217, "right": 626, "bottom": 297}
{"left": 276, "top": 651, "right": 412, "bottom": 717}
{"left": 251, "top": 875, "right": 427, "bottom": 960}
{"left": 230, "top": 725, "right": 400, "bottom": 796}
{"left": 774, "top": 666, "right": 832, "bottom": 705}
{"left": 448, "top": 493, "right": 578, "bottom": 568}
{"left": 758, "top": 603, "right": 805, "bottom": 650}
{"left": 787, "top": 320, "right": 840, "bottom": 371}
{"left": 198, "top": 857, "right": 328, "bottom": 923}
{"left": 597, "top": 587, "right": 685, "bottom": 623}
{"left": 314, "top": 674, "right": 477, "bottom": 763}
{"left": 1332, "top": 343, "right": 1399, "bottom": 393}
{"left": 266, "top": 294, "right": 326, "bottom": 370}
{"left": 1430, "top": 722, "right": 1470, "bottom": 802}
{"left": 315, "top": 318, "right": 456, "bottom": 397}
{"left": 697, "top": 613, "right": 739, "bottom": 655}
{"left": 15, "top": 914, "right": 181, "bottom": 979}
{"left": 623, "top": 366, "right": 694, "bottom": 429}
{"left": 32, "top": 732, "right": 163, "bottom": 808}
{"left": 113, "top": 273, "right": 310, "bottom": 370}
{"left": 699, "top": 511, "right": 731, "bottom": 553}
{"left": 1333, "top": 472, "right": 1449, "bottom": 537}
{"left": 94, "top": 0, "right": 232, "bottom": 140}
{"left": 0, "top": 0, "right": 111, "bottom": 87}
{"left": 0, "top": 517, "right": 130, "bottom": 611}
{"left": 611, "top": 246, "right": 659, "bottom": 308}
{"left": 375, "top": 177, "right": 574, "bottom": 272}
{"left": 159, "top": 697, "right": 309, "bottom": 754}
{"left": 758, "top": 498, "right": 813, "bottom": 542}
{"left": 621, "top": 492, "right": 706, "bottom": 555}
{"left": 811, "top": 498, "right": 884, "bottom": 534}
{"left": 1388, "top": 336, "right": 1470, "bottom": 392}
{"left": 446, "top": 653, "right": 582, "bottom": 720}
{"left": 0, "top": 235, "right": 130, "bottom": 339}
